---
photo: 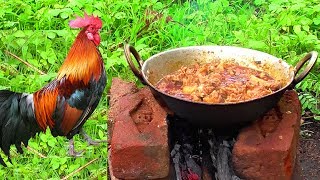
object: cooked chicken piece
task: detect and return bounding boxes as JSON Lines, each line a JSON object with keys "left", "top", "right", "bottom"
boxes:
{"left": 182, "top": 85, "right": 197, "bottom": 94}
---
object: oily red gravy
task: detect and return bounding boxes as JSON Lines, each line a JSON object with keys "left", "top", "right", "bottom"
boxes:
{"left": 155, "top": 61, "right": 282, "bottom": 103}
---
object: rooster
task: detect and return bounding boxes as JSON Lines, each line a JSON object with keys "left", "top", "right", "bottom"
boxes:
{"left": 0, "top": 13, "right": 106, "bottom": 166}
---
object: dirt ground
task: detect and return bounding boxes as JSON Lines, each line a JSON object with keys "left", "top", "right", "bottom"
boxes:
{"left": 299, "top": 118, "right": 320, "bottom": 180}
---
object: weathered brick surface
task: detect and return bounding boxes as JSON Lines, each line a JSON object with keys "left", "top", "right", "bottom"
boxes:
{"left": 108, "top": 78, "right": 139, "bottom": 142}
{"left": 232, "top": 90, "right": 301, "bottom": 180}
{"left": 108, "top": 78, "right": 169, "bottom": 179}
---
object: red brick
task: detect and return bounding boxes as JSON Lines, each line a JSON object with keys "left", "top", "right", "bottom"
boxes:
{"left": 108, "top": 78, "right": 139, "bottom": 142}
{"left": 232, "top": 90, "right": 301, "bottom": 180}
{"left": 108, "top": 78, "right": 169, "bottom": 179}
{"left": 109, "top": 78, "right": 139, "bottom": 101}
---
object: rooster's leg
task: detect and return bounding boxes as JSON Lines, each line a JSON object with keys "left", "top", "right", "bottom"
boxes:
{"left": 68, "top": 138, "right": 84, "bottom": 157}
{"left": 80, "top": 129, "right": 107, "bottom": 146}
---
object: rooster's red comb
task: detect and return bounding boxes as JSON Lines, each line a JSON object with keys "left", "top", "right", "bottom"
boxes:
{"left": 69, "top": 13, "right": 102, "bottom": 29}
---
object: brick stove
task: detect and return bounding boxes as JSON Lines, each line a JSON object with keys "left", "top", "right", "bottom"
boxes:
{"left": 108, "top": 78, "right": 302, "bottom": 180}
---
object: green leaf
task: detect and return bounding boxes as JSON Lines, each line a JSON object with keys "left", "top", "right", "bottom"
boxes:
{"left": 40, "top": 134, "right": 48, "bottom": 142}
{"left": 247, "top": 40, "right": 268, "bottom": 50}
{"left": 39, "top": 73, "right": 56, "bottom": 82}
{"left": 290, "top": 3, "right": 306, "bottom": 11}
{"left": 299, "top": 17, "right": 312, "bottom": 25}
{"left": 59, "top": 157, "right": 68, "bottom": 165}
{"left": 31, "top": 38, "right": 42, "bottom": 46}
{"left": 60, "top": 12, "right": 69, "bottom": 19}
{"left": 98, "top": 130, "right": 104, "bottom": 139}
{"left": 21, "top": 46, "right": 28, "bottom": 58}
{"left": 47, "top": 31, "right": 56, "bottom": 39}
{"left": 15, "top": 38, "right": 26, "bottom": 46}
{"left": 51, "top": 160, "right": 60, "bottom": 170}
{"left": 268, "top": 4, "right": 281, "bottom": 12}
{"left": 47, "top": 139, "right": 56, "bottom": 147}
{"left": 48, "top": 9, "right": 61, "bottom": 17}
{"left": 67, "top": 164, "right": 80, "bottom": 173}
{"left": 302, "top": 25, "right": 309, "bottom": 32}
{"left": 47, "top": 57, "right": 56, "bottom": 65}
{"left": 254, "top": 0, "right": 265, "bottom": 6}
{"left": 293, "top": 25, "right": 301, "bottom": 34}
{"left": 28, "top": 59, "right": 39, "bottom": 67}
{"left": 13, "top": 30, "right": 25, "bottom": 38}
{"left": 56, "top": 30, "right": 68, "bottom": 37}
{"left": 301, "top": 82, "right": 308, "bottom": 91}
{"left": 313, "top": 17, "right": 320, "bottom": 25}
{"left": 115, "top": 12, "right": 126, "bottom": 19}
{"left": 40, "top": 51, "right": 48, "bottom": 59}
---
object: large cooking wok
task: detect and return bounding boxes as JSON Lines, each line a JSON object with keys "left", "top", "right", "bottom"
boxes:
{"left": 124, "top": 44, "right": 318, "bottom": 128}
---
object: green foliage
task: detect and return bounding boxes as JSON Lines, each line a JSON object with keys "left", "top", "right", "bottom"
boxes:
{"left": 0, "top": 0, "right": 320, "bottom": 178}
{"left": 296, "top": 72, "right": 320, "bottom": 120}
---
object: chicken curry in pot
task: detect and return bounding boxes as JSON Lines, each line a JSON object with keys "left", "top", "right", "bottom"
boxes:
{"left": 156, "top": 61, "right": 282, "bottom": 103}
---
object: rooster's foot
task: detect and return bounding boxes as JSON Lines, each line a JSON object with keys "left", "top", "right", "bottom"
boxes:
{"left": 68, "top": 138, "right": 85, "bottom": 157}
{"left": 80, "top": 129, "right": 107, "bottom": 146}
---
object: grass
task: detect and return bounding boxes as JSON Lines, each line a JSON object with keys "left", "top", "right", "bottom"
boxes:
{"left": 0, "top": 0, "right": 320, "bottom": 179}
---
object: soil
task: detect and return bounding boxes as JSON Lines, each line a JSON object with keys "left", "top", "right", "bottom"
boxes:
{"left": 299, "top": 118, "right": 320, "bottom": 180}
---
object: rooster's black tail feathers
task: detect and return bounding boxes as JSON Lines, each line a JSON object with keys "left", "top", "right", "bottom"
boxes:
{"left": 0, "top": 90, "right": 40, "bottom": 166}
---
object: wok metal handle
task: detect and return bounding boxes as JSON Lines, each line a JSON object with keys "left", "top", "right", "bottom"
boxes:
{"left": 292, "top": 51, "right": 318, "bottom": 86}
{"left": 124, "top": 44, "right": 146, "bottom": 84}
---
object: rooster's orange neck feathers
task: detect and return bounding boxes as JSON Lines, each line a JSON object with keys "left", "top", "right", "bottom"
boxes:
{"left": 57, "top": 29, "right": 102, "bottom": 84}
{"left": 34, "top": 28, "right": 103, "bottom": 131}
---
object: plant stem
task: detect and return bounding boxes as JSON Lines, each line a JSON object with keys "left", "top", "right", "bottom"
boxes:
{"left": 61, "top": 158, "right": 98, "bottom": 180}
{"left": 4, "top": 50, "right": 46, "bottom": 75}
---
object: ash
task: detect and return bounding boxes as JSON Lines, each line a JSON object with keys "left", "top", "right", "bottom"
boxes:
{"left": 168, "top": 115, "right": 241, "bottom": 180}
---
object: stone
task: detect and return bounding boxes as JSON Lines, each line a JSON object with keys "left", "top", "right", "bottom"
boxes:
{"left": 232, "top": 90, "right": 301, "bottom": 180}
{"left": 108, "top": 78, "right": 169, "bottom": 179}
